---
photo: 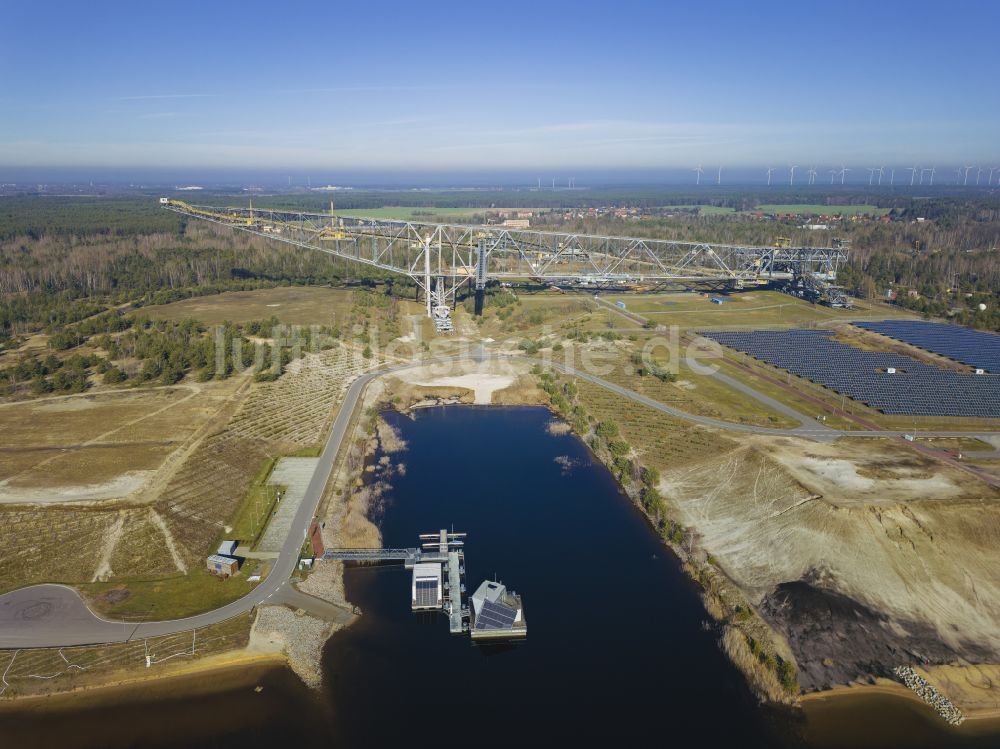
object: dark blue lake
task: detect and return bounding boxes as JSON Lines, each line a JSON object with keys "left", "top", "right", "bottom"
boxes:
{"left": 322, "top": 405, "right": 792, "bottom": 746}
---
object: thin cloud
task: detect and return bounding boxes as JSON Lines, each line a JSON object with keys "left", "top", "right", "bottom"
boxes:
{"left": 137, "top": 112, "right": 197, "bottom": 120}
{"left": 114, "top": 93, "right": 219, "bottom": 101}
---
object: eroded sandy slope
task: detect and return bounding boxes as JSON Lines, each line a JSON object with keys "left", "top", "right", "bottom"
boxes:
{"left": 661, "top": 436, "right": 1000, "bottom": 690}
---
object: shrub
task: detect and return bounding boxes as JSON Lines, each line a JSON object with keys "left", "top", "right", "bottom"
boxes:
{"left": 595, "top": 421, "right": 619, "bottom": 440}
{"left": 30, "top": 376, "right": 53, "bottom": 395}
{"left": 776, "top": 658, "right": 798, "bottom": 692}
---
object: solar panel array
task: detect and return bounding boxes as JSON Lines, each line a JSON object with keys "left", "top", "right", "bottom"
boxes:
{"left": 853, "top": 320, "right": 1000, "bottom": 373}
{"left": 701, "top": 329, "right": 1000, "bottom": 417}
{"left": 475, "top": 600, "right": 518, "bottom": 630}
{"left": 414, "top": 579, "right": 438, "bottom": 607}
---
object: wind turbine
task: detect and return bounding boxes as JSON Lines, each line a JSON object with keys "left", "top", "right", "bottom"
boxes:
{"left": 829, "top": 168, "right": 838, "bottom": 185}
{"left": 717, "top": 166, "right": 723, "bottom": 185}
{"left": 789, "top": 165, "right": 798, "bottom": 186}
{"left": 929, "top": 167, "right": 935, "bottom": 186}
{"left": 990, "top": 167, "right": 998, "bottom": 185}
{"left": 867, "top": 167, "right": 878, "bottom": 186}
{"left": 908, "top": 166, "right": 918, "bottom": 186}
{"left": 693, "top": 165, "right": 704, "bottom": 185}
{"left": 840, "top": 166, "right": 851, "bottom": 185}
{"left": 889, "top": 168, "right": 895, "bottom": 186}
{"left": 878, "top": 166, "right": 885, "bottom": 186}
{"left": 766, "top": 167, "right": 775, "bottom": 186}
{"left": 976, "top": 167, "right": 983, "bottom": 186}
{"left": 963, "top": 165, "right": 974, "bottom": 186}
{"left": 807, "top": 166, "right": 817, "bottom": 185}
{"left": 955, "top": 167, "right": 964, "bottom": 184}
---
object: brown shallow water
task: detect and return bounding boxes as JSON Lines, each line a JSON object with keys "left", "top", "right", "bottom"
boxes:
{"left": 0, "top": 663, "right": 330, "bottom": 749}
{"left": 801, "top": 691, "right": 1000, "bottom": 748}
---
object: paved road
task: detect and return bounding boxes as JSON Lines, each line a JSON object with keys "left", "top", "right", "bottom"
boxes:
{"left": 2, "top": 351, "right": 998, "bottom": 649}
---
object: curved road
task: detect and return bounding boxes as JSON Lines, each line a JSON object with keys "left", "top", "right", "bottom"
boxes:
{"left": 2, "top": 351, "right": 998, "bottom": 648}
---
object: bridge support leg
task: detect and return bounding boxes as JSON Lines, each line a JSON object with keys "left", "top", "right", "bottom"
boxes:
{"left": 423, "top": 237, "right": 432, "bottom": 319}
{"left": 474, "top": 239, "right": 487, "bottom": 317}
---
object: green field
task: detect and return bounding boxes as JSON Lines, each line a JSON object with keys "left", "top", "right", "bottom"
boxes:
{"left": 140, "top": 285, "right": 424, "bottom": 328}
{"left": 660, "top": 205, "right": 737, "bottom": 215}
{"left": 752, "top": 204, "right": 888, "bottom": 216}
{"left": 601, "top": 290, "right": 911, "bottom": 330}
{"left": 339, "top": 206, "right": 544, "bottom": 221}
{"left": 657, "top": 203, "right": 887, "bottom": 217}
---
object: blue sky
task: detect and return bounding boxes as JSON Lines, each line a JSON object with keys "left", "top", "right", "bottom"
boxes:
{"left": 1, "top": 0, "right": 997, "bottom": 171}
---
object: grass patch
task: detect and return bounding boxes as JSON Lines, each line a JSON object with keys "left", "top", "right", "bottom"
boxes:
{"left": 227, "top": 456, "right": 282, "bottom": 548}
{"left": 574, "top": 379, "right": 735, "bottom": 471}
{"left": 287, "top": 445, "right": 323, "bottom": 457}
{"left": 917, "top": 437, "right": 995, "bottom": 452}
{"left": 594, "top": 344, "right": 798, "bottom": 428}
{"left": 601, "top": 291, "right": 913, "bottom": 330}
{"left": 81, "top": 561, "right": 263, "bottom": 619}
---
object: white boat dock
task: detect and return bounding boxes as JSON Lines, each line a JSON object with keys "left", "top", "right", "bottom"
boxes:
{"left": 324, "top": 528, "right": 470, "bottom": 635}
{"left": 324, "top": 529, "right": 524, "bottom": 640}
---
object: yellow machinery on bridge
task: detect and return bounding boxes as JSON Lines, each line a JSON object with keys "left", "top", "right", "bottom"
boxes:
{"left": 159, "top": 198, "right": 253, "bottom": 226}
{"left": 160, "top": 197, "right": 351, "bottom": 240}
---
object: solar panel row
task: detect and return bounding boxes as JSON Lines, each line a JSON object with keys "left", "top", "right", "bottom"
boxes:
{"left": 475, "top": 600, "right": 518, "bottom": 630}
{"left": 854, "top": 320, "right": 1000, "bottom": 374}
{"left": 701, "top": 329, "right": 1000, "bottom": 417}
{"left": 414, "top": 579, "right": 438, "bottom": 606}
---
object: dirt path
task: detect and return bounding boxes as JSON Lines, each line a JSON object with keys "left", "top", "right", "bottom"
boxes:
{"left": 91, "top": 513, "right": 127, "bottom": 582}
{"left": 150, "top": 509, "right": 188, "bottom": 573}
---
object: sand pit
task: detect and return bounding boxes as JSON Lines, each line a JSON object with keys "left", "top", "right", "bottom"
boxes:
{"left": 758, "top": 437, "right": 977, "bottom": 505}
{"left": 393, "top": 360, "right": 531, "bottom": 405}
{"left": 410, "top": 373, "right": 514, "bottom": 404}
{"left": 0, "top": 471, "right": 154, "bottom": 504}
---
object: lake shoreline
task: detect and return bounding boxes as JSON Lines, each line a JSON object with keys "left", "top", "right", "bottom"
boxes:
{"left": 0, "top": 650, "right": 289, "bottom": 713}
{"left": 802, "top": 680, "right": 1000, "bottom": 723}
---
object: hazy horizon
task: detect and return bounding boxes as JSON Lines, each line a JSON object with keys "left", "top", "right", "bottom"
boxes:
{"left": 2, "top": 0, "right": 998, "bottom": 172}
{"left": 2, "top": 165, "right": 997, "bottom": 191}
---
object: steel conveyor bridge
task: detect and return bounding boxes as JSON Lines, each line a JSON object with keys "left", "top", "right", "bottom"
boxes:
{"left": 160, "top": 198, "right": 849, "bottom": 323}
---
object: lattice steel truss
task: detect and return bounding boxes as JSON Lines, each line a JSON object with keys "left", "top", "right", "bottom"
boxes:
{"left": 161, "top": 200, "right": 848, "bottom": 311}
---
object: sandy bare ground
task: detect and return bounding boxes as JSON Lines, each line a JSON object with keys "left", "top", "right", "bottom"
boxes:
{"left": 762, "top": 437, "right": 980, "bottom": 505}
{"left": 903, "top": 664, "right": 1000, "bottom": 718}
{"left": 659, "top": 433, "right": 1000, "bottom": 690}
{"left": 396, "top": 359, "right": 534, "bottom": 405}
{"left": 410, "top": 373, "right": 514, "bottom": 404}
{"left": 0, "top": 379, "right": 249, "bottom": 505}
{"left": 91, "top": 513, "right": 127, "bottom": 581}
{"left": 149, "top": 509, "right": 188, "bottom": 573}
{"left": 0, "top": 471, "right": 155, "bottom": 504}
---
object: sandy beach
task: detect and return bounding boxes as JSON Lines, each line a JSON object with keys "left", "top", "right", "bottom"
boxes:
{"left": 0, "top": 649, "right": 288, "bottom": 712}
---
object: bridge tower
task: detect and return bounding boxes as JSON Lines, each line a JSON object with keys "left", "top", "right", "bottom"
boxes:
{"left": 474, "top": 238, "right": 488, "bottom": 316}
